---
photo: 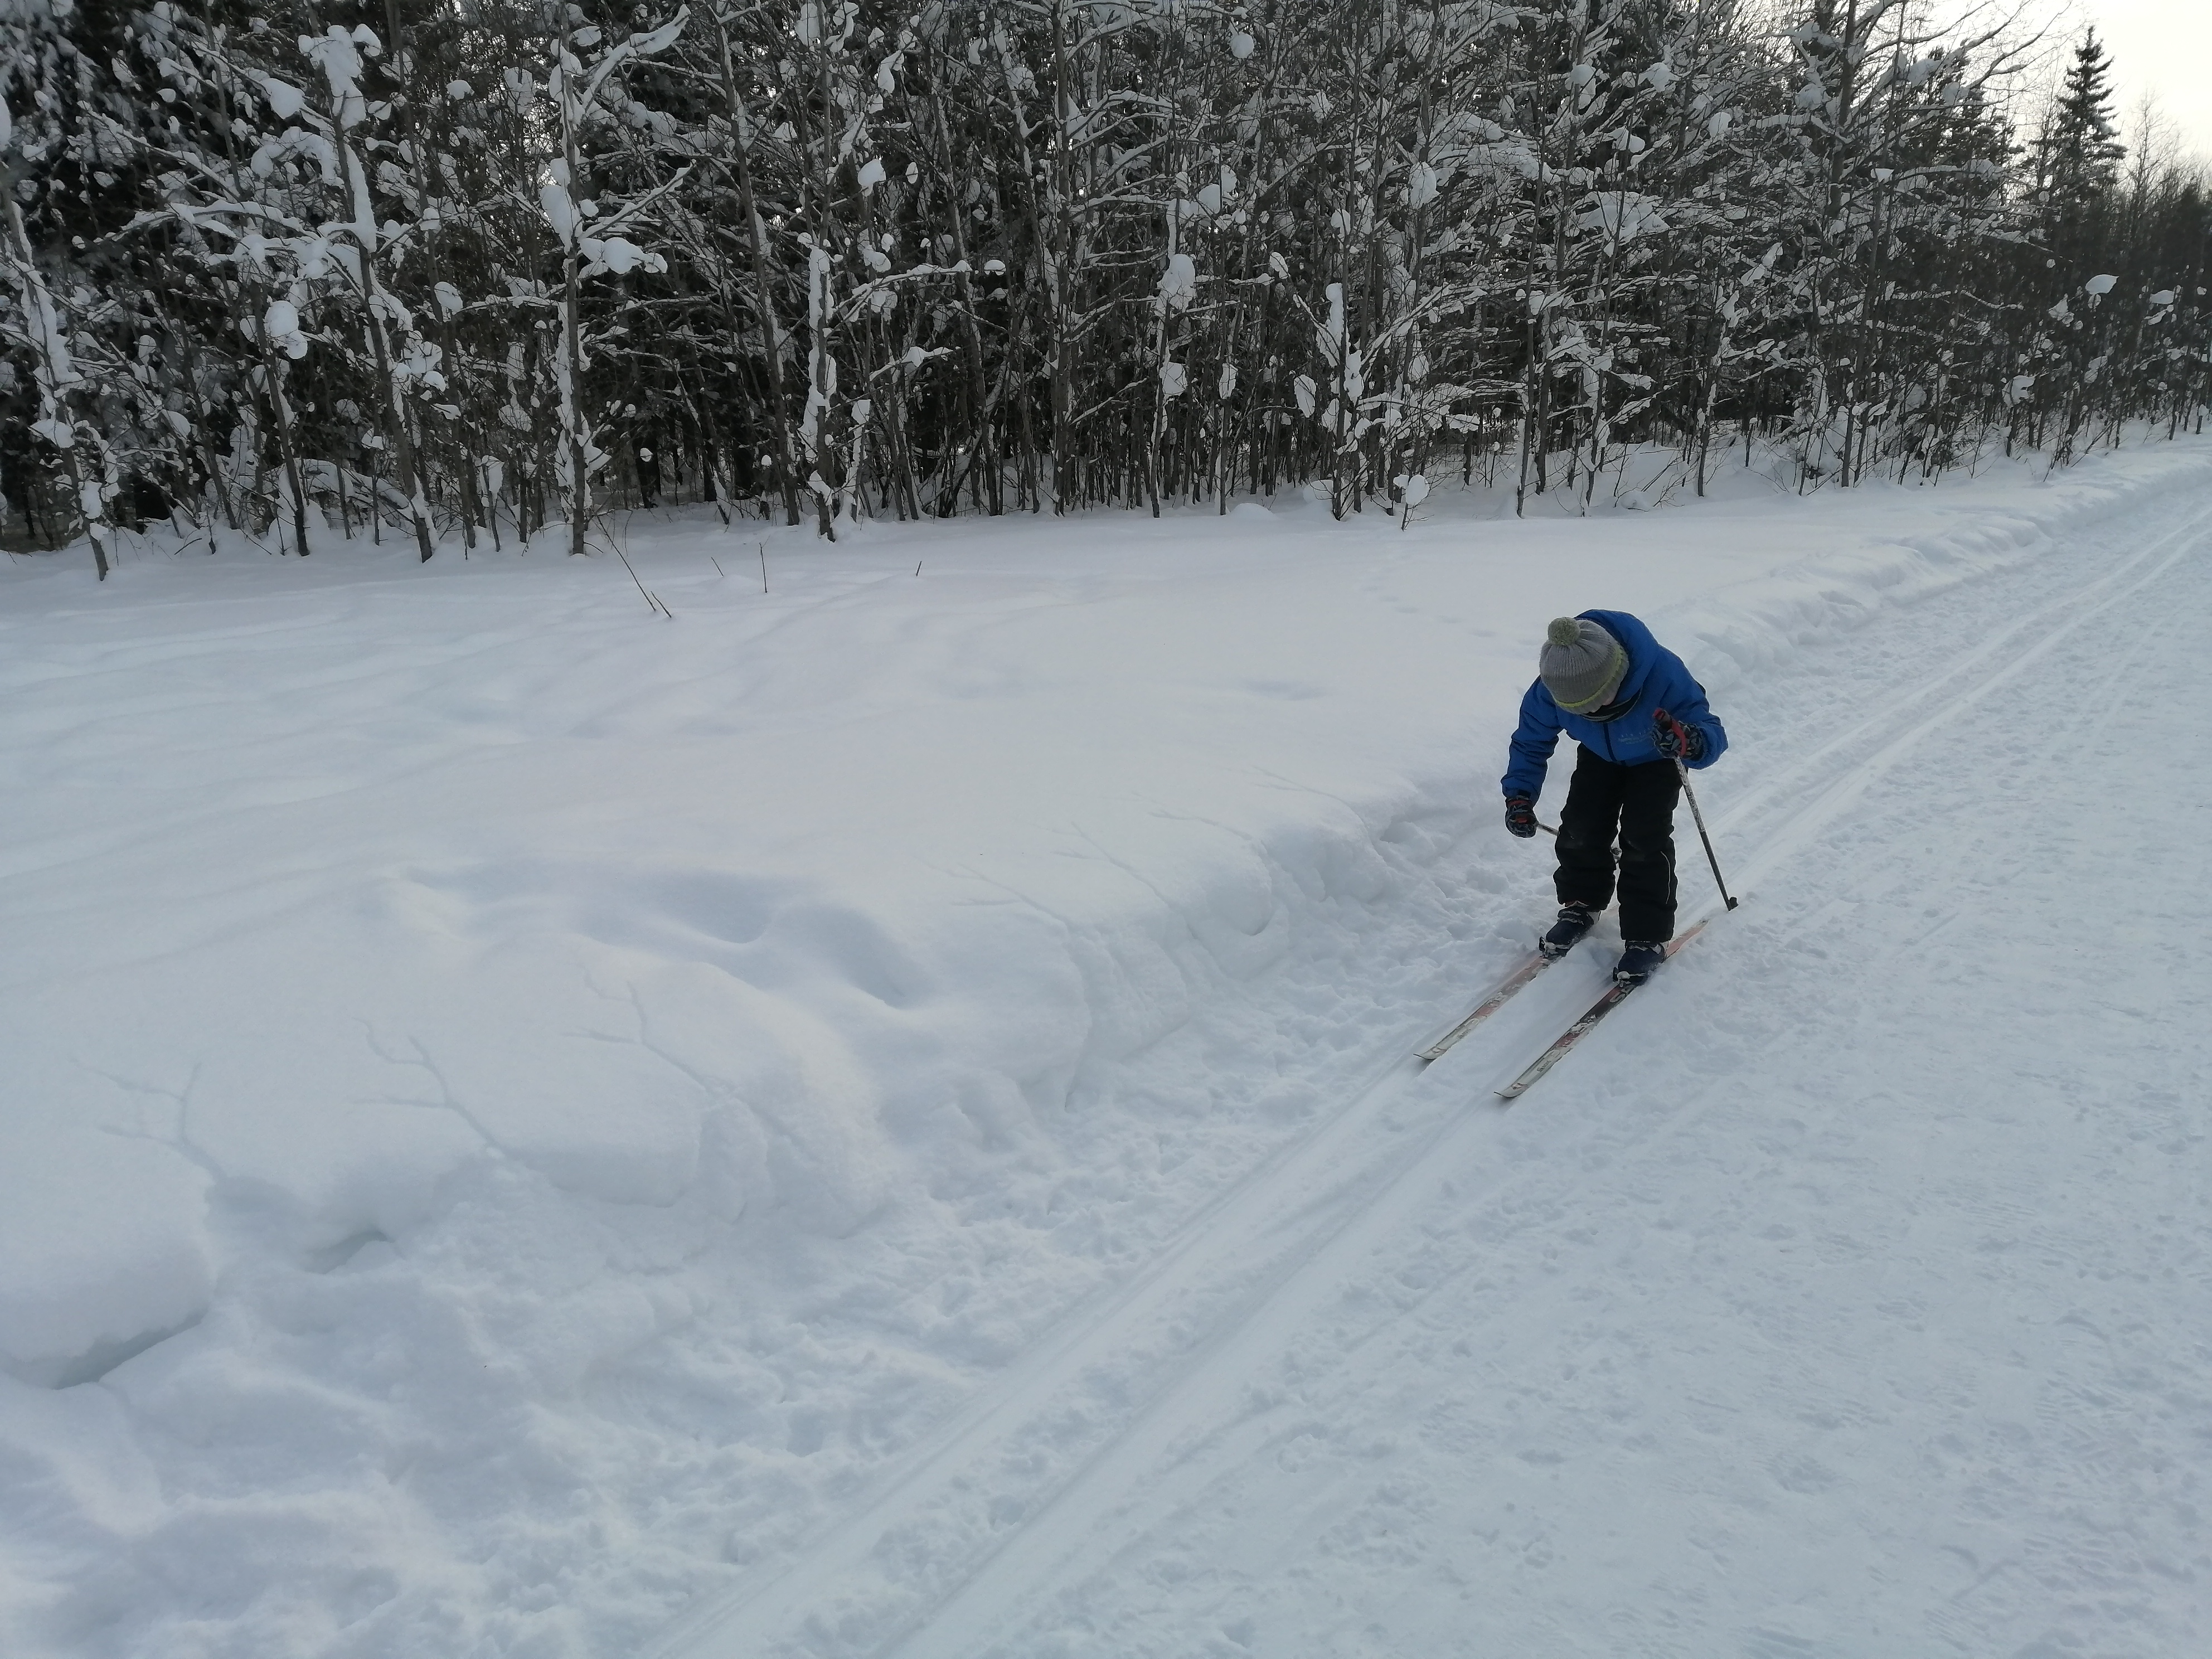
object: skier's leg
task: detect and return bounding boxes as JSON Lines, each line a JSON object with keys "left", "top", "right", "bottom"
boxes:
{"left": 1554, "top": 746, "right": 1627, "bottom": 914}
{"left": 1615, "top": 759, "right": 1684, "bottom": 942}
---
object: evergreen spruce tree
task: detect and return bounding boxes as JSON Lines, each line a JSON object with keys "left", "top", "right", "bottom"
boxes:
{"left": 2043, "top": 28, "right": 2126, "bottom": 208}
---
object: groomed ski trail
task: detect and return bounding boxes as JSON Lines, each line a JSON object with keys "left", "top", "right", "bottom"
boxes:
{"left": 652, "top": 488, "right": 2212, "bottom": 1659}
{"left": 918, "top": 500, "right": 2212, "bottom": 1659}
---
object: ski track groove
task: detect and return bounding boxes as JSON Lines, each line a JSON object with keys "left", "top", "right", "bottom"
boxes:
{"left": 1705, "top": 504, "right": 2201, "bottom": 842}
{"left": 653, "top": 487, "right": 2212, "bottom": 1659}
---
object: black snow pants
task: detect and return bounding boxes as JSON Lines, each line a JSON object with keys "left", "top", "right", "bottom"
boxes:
{"left": 1554, "top": 744, "right": 1681, "bottom": 944}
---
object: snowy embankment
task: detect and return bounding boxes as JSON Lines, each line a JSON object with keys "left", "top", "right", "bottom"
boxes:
{"left": 2, "top": 448, "right": 2207, "bottom": 1657}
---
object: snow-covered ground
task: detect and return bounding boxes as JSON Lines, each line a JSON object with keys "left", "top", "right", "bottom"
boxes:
{"left": 3, "top": 450, "right": 2209, "bottom": 1658}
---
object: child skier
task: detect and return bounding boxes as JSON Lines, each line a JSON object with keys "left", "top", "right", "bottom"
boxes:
{"left": 1502, "top": 612, "right": 1728, "bottom": 983}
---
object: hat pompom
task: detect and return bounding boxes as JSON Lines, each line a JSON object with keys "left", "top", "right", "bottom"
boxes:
{"left": 1546, "top": 616, "right": 1583, "bottom": 647}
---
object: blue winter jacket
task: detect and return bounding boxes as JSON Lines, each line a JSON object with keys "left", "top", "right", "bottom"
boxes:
{"left": 1500, "top": 609, "right": 1727, "bottom": 802}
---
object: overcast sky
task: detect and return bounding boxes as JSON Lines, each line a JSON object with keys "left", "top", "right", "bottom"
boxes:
{"left": 1996, "top": 2, "right": 2212, "bottom": 163}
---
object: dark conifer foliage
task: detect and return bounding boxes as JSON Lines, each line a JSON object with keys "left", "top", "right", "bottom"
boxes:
{"left": 2041, "top": 26, "right": 2124, "bottom": 209}
{"left": 3, "top": 2, "right": 2210, "bottom": 575}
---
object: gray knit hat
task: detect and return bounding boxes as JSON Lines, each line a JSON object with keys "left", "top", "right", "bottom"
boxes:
{"left": 1540, "top": 616, "right": 1628, "bottom": 713}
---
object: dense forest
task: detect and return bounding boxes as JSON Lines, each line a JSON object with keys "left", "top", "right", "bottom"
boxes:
{"left": 4, "top": 0, "right": 2209, "bottom": 575}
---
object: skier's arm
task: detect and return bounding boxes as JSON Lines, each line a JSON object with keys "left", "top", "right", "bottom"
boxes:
{"left": 1655, "top": 659, "right": 1726, "bottom": 769}
{"left": 1501, "top": 682, "right": 1564, "bottom": 800}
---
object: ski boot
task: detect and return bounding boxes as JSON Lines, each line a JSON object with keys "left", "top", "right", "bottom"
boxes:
{"left": 1539, "top": 902, "right": 1597, "bottom": 960}
{"left": 1613, "top": 940, "right": 1667, "bottom": 984}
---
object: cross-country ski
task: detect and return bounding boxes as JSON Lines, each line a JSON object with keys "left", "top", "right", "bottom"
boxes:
{"left": 1497, "top": 920, "right": 1713, "bottom": 1101}
{"left": 1414, "top": 950, "right": 1553, "bottom": 1061}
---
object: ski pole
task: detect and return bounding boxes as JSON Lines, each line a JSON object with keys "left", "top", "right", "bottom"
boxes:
{"left": 1674, "top": 762, "right": 1736, "bottom": 910}
{"left": 1663, "top": 707, "right": 1743, "bottom": 915}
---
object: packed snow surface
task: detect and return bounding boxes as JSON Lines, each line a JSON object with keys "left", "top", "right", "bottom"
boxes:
{"left": 3, "top": 451, "right": 2209, "bottom": 1658}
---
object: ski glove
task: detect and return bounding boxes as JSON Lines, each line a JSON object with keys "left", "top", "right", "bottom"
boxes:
{"left": 1651, "top": 709, "right": 1706, "bottom": 764}
{"left": 1504, "top": 795, "right": 1539, "bottom": 838}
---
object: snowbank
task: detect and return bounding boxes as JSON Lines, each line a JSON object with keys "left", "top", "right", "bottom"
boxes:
{"left": 2, "top": 443, "right": 2206, "bottom": 1656}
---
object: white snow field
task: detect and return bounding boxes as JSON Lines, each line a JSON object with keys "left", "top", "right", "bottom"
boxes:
{"left": 3, "top": 449, "right": 2210, "bottom": 1659}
